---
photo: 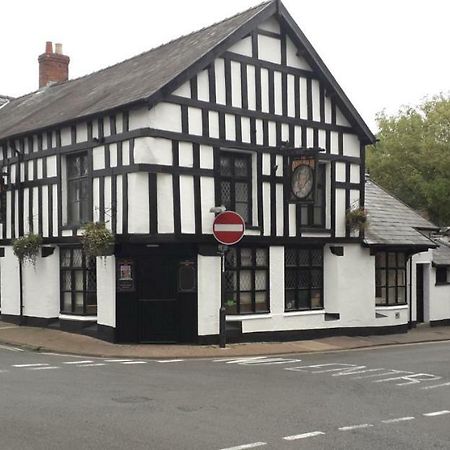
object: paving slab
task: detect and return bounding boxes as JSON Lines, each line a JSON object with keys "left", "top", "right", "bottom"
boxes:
{"left": 0, "top": 321, "right": 449, "bottom": 358}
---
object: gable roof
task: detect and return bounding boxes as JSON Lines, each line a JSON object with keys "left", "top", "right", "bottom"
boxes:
{"left": 0, "top": 1, "right": 375, "bottom": 144}
{"left": 365, "top": 178, "right": 437, "bottom": 248}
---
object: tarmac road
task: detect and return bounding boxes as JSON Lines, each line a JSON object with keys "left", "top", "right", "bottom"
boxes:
{"left": 0, "top": 341, "right": 449, "bottom": 449}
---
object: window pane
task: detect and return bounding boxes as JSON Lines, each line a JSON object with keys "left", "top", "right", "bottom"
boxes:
{"left": 311, "top": 249, "right": 322, "bottom": 266}
{"left": 285, "top": 290, "right": 296, "bottom": 311}
{"left": 87, "top": 268, "right": 96, "bottom": 291}
{"left": 72, "top": 249, "right": 83, "bottom": 267}
{"left": 397, "top": 253, "right": 405, "bottom": 267}
{"left": 239, "top": 292, "right": 252, "bottom": 313}
{"left": 74, "top": 270, "right": 84, "bottom": 290}
{"left": 311, "top": 289, "right": 322, "bottom": 308}
{"left": 300, "top": 206, "right": 308, "bottom": 225}
{"left": 376, "top": 252, "right": 386, "bottom": 267}
{"left": 310, "top": 270, "right": 322, "bottom": 289}
{"left": 255, "top": 292, "right": 268, "bottom": 312}
{"left": 298, "top": 250, "right": 309, "bottom": 266}
{"left": 62, "top": 271, "right": 71, "bottom": 290}
{"left": 220, "top": 181, "right": 231, "bottom": 207}
{"left": 63, "top": 292, "right": 72, "bottom": 311}
{"left": 235, "top": 183, "right": 248, "bottom": 202}
{"left": 285, "top": 248, "right": 297, "bottom": 267}
{"left": 225, "top": 296, "right": 237, "bottom": 314}
{"left": 388, "top": 287, "right": 396, "bottom": 304}
{"left": 74, "top": 293, "right": 84, "bottom": 313}
{"left": 285, "top": 270, "right": 297, "bottom": 289}
{"left": 234, "top": 157, "right": 249, "bottom": 177}
{"left": 388, "top": 252, "right": 396, "bottom": 268}
{"left": 388, "top": 270, "right": 396, "bottom": 286}
{"left": 235, "top": 202, "right": 249, "bottom": 223}
{"left": 239, "top": 270, "right": 252, "bottom": 291}
{"left": 225, "top": 271, "right": 237, "bottom": 292}
{"left": 297, "top": 290, "right": 310, "bottom": 309}
{"left": 397, "top": 287, "right": 406, "bottom": 304}
{"left": 61, "top": 250, "right": 71, "bottom": 267}
{"left": 298, "top": 270, "right": 310, "bottom": 288}
{"left": 397, "top": 270, "right": 406, "bottom": 286}
{"left": 313, "top": 207, "right": 322, "bottom": 226}
{"left": 255, "top": 249, "right": 268, "bottom": 266}
{"left": 240, "top": 249, "right": 252, "bottom": 267}
{"left": 219, "top": 156, "right": 232, "bottom": 176}
{"left": 254, "top": 271, "right": 267, "bottom": 290}
{"left": 225, "top": 248, "right": 237, "bottom": 268}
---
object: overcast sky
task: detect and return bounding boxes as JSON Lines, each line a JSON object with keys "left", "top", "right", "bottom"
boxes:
{"left": 1, "top": 0, "right": 448, "bottom": 132}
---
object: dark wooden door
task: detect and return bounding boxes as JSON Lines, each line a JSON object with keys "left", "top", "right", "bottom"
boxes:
{"left": 137, "top": 256, "right": 178, "bottom": 343}
{"left": 416, "top": 264, "right": 424, "bottom": 323}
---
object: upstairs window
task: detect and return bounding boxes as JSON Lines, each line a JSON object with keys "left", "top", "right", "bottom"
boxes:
{"left": 375, "top": 252, "right": 406, "bottom": 306}
{"left": 67, "top": 152, "right": 90, "bottom": 225}
{"left": 436, "top": 267, "right": 449, "bottom": 285}
{"left": 218, "top": 152, "right": 252, "bottom": 224}
{"left": 298, "top": 164, "right": 326, "bottom": 228}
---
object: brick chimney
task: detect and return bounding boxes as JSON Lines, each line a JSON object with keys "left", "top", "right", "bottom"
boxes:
{"left": 38, "top": 41, "right": 70, "bottom": 88}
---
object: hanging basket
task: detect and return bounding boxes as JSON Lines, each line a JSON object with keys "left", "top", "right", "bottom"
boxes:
{"left": 13, "top": 233, "right": 43, "bottom": 264}
{"left": 345, "top": 207, "right": 368, "bottom": 231}
{"left": 80, "top": 222, "right": 115, "bottom": 258}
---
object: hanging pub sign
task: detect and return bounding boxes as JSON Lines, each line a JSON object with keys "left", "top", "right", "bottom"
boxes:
{"left": 287, "top": 147, "right": 325, "bottom": 204}
{"left": 117, "top": 258, "right": 135, "bottom": 292}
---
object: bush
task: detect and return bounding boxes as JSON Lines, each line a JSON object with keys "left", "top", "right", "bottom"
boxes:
{"left": 346, "top": 208, "right": 368, "bottom": 231}
{"left": 80, "top": 222, "right": 115, "bottom": 258}
{"left": 13, "top": 233, "right": 43, "bottom": 264}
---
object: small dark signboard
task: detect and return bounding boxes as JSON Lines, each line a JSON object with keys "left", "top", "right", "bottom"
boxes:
{"left": 117, "top": 258, "right": 135, "bottom": 292}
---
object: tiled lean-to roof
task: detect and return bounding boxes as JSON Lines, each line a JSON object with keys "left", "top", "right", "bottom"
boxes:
{"left": 430, "top": 238, "right": 450, "bottom": 266}
{"left": 0, "top": 1, "right": 375, "bottom": 143}
{"left": 365, "top": 178, "right": 437, "bottom": 248}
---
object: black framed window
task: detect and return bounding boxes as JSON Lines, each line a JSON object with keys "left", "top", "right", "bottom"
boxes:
{"left": 436, "top": 267, "right": 449, "bottom": 285}
{"left": 375, "top": 252, "right": 406, "bottom": 306}
{"left": 225, "top": 247, "right": 269, "bottom": 314}
{"left": 67, "top": 152, "right": 90, "bottom": 225}
{"left": 60, "top": 247, "right": 97, "bottom": 315}
{"left": 299, "top": 164, "right": 326, "bottom": 227}
{"left": 218, "top": 152, "right": 252, "bottom": 224}
{"left": 285, "top": 247, "right": 323, "bottom": 311}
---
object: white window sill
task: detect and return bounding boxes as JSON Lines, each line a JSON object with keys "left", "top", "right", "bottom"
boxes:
{"left": 59, "top": 314, "right": 98, "bottom": 321}
{"left": 375, "top": 305, "right": 408, "bottom": 312}
{"left": 226, "top": 314, "right": 272, "bottom": 321}
{"left": 283, "top": 310, "right": 325, "bottom": 317}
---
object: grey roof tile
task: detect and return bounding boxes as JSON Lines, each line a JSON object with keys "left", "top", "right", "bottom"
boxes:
{"left": 365, "top": 179, "right": 437, "bottom": 247}
{"left": 431, "top": 238, "right": 450, "bottom": 266}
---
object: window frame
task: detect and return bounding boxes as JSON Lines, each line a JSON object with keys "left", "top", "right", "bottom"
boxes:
{"left": 60, "top": 247, "right": 97, "bottom": 316}
{"left": 284, "top": 246, "right": 324, "bottom": 312}
{"left": 217, "top": 151, "right": 253, "bottom": 225}
{"left": 224, "top": 247, "right": 269, "bottom": 315}
{"left": 66, "top": 151, "right": 91, "bottom": 226}
{"left": 298, "top": 163, "right": 326, "bottom": 228}
{"left": 435, "top": 266, "right": 449, "bottom": 285}
{"left": 375, "top": 251, "right": 407, "bottom": 306}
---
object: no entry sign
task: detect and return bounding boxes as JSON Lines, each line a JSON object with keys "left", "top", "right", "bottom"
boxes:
{"left": 213, "top": 211, "right": 245, "bottom": 245}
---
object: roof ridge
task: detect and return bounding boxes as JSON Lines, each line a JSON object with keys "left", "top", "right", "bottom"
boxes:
{"left": 6, "top": 0, "right": 273, "bottom": 105}
{"left": 366, "top": 177, "right": 437, "bottom": 228}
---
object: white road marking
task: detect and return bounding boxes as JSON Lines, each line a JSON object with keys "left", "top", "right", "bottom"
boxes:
{"left": 121, "top": 361, "right": 147, "bottom": 365}
{"left": 63, "top": 360, "right": 94, "bottom": 365}
{"left": 422, "top": 382, "right": 450, "bottom": 390}
{"left": 77, "top": 363, "right": 106, "bottom": 367}
{"left": 157, "top": 359, "right": 185, "bottom": 363}
{"left": 13, "top": 363, "right": 48, "bottom": 368}
{"left": 104, "top": 359, "right": 133, "bottom": 363}
{"left": 213, "top": 357, "right": 264, "bottom": 362}
{"left": 28, "top": 366, "right": 60, "bottom": 370}
{"left": 339, "top": 424, "right": 373, "bottom": 431}
{"left": 373, "top": 373, "right": 441, "bottom": 386}
{"left": 423, "top": 410, "right": 450, "bottom": 417}
{"left": 381, "top": 416, "right": 415, "bottom": 424}
{"left": 0, "top": 344, "right": 24, "bottom": 351}
{"left": 283, "top": 431, "right": 325, "bottom": 440}
{"left": 219, "top": 442, "right": 267, "bottom": 450}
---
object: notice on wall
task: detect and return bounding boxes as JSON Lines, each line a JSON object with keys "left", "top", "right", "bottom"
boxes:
{"left": 117, "top": 259, "right": 135, "bottom": 292}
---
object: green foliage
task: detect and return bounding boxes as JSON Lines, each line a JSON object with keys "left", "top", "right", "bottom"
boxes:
{"left": 80, "top": 222, "right": 115, "bottom": 258}
{"left": 346, "top": 207, "right": 368, "bottom": 231}
{"left": 13, "top": 233, "right": 43, "bottom": 264}
{"left": 367, "top": 94, "right": 450, "bottom": 225}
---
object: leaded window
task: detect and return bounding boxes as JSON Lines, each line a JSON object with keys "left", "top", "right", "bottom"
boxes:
{"left": 67, "top": 152, "right": 90, "bottom": 225}
{"left": 225, "top": 247, "right": 269, "bottom": 314}
{"left": 375, "top": 252, "right": 406, "bottom": 305}
{"left": 218, "top": 152, "right": 252, "bottom": 224}
{"left": 299, "top": 164, "right": 326, "bottom": 227}
{"left": 285, "top": 247, "right": 323, "bottom": 311}
{"left": 60, "top": 247, "right": 97, "bottom": 315}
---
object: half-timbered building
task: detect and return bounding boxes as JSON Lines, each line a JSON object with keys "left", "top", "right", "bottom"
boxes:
{"left": 0, "top": 1, "right": 444, "bottom": 343}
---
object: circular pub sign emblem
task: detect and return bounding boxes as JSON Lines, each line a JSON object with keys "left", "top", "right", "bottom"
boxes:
{"left": 212, "top": 211, "right": 245, "bottom": 246}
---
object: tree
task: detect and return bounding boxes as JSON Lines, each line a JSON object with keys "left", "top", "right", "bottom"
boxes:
{"left": 366, "top": 94, "right": 450, "bottom": 226}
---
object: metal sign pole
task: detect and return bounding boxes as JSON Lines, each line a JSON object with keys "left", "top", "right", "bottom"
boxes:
{"left": 218, "top": 244, "right": 228, "bottom": 348}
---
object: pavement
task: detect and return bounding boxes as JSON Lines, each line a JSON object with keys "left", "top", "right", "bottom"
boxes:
{"left": 0, "top": 320, "right": 449, "bottom": 358}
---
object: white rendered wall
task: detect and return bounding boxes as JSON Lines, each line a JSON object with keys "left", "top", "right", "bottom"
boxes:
{"left": 127, "top": 173, "right": 149, "bottom": 234}
{"left": 0, "top": 247, "right": 20, "bottom": 315}
{"left": 197, "top": 254, "right": 221, "bottom": 336}
{"left": 22, "top": 248, "right": 60, "bottom": 319}
{"left": 96, "top": 255, "right": 116, "bottom": 328}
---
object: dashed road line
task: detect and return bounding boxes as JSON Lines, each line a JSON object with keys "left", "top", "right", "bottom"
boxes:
{"left": 423, "top": 410, "right": 450, "bottom": 417}
{"left": 219, "top": 442, "right": 267, "bottom": 450}
{"left": 0, "top": 344, "right": 24, "bottom": 351}
{"left": 338, "top": 424, "right": 373, "bottom": 431}
{"left": 283, "top": 431, "right": 325, "bottom": 441}
{"left": 381, "top": 416, "right": 415, "bottom": 424}
{"left": 104, "top": 359, "right": 133, "bottom": 363}
{"left": 28, "top": 366, "right": 60, "bottom": 370}
{"left": 63, "top": 360, "right": 94, "bottom": 365}
{"left": 13, "top": 363, "right": 49, "bottom": 368}
{"left": 77, "top": 363, "right": 106, "bottom": 367}
{"left": 121, "top": 361, "right": 148, "bottom": 365}
{"left": 422, "top": 382, "right": 450, "bottom": 390}
{"left": 157, "top": 359, "right": 185, "bottom": 363}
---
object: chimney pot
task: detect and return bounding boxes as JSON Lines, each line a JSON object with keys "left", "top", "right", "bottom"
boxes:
{"left": 38, "top": 42, "right": 70, "bottom": 88}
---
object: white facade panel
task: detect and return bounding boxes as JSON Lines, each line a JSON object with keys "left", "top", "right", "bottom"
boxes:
{"left": 180, "top": 176, "right": 195, "bottom": 234}
{"left": 228, "top": 36, "right": 252, "bottom": 57}
{"left": 343, "top": 134, "right": 360, "bottom": 158}
{"left": 179, "top": 142, "right": 194, "bottom": 168}
{"left": 157, "top": 174, "right": 174, "bottom": 233}
{"left": 335, "top": 188, "right": 346, "bottom": 237}
{"left": 188, "top": 107, "right": 203, "bottom": 136}
{"left": 129, "top": 106, "right": 150, "bottom": 130}
{"left": 134, "top": 137, "right": 172, "bottom": 166}
{"left": 148, "top": 102, "right": 182, "bottom": 133}
{"left": 200, "top": 177, "right": 215, "bottom": 234}
{"left": 215, "top": 59, "right": 226, "bottom": 105}
{"left": 197, "top": 69, "right": 210, "bottom": 102}
{"left": 230, "top": 61, "right": 242, "bottom": 108}
{"left": 258, "top": 35, "right": 281, "bottom": 64}
{"left": 97, "top": 255, "right": 116, "bottom": 328}
{"left": 127, "top": 173, "right": 149, "bottom": 234}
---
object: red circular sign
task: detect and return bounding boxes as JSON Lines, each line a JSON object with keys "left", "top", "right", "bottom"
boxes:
{"left": 213, "top": 211, "right": 245, "bottom": 245}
